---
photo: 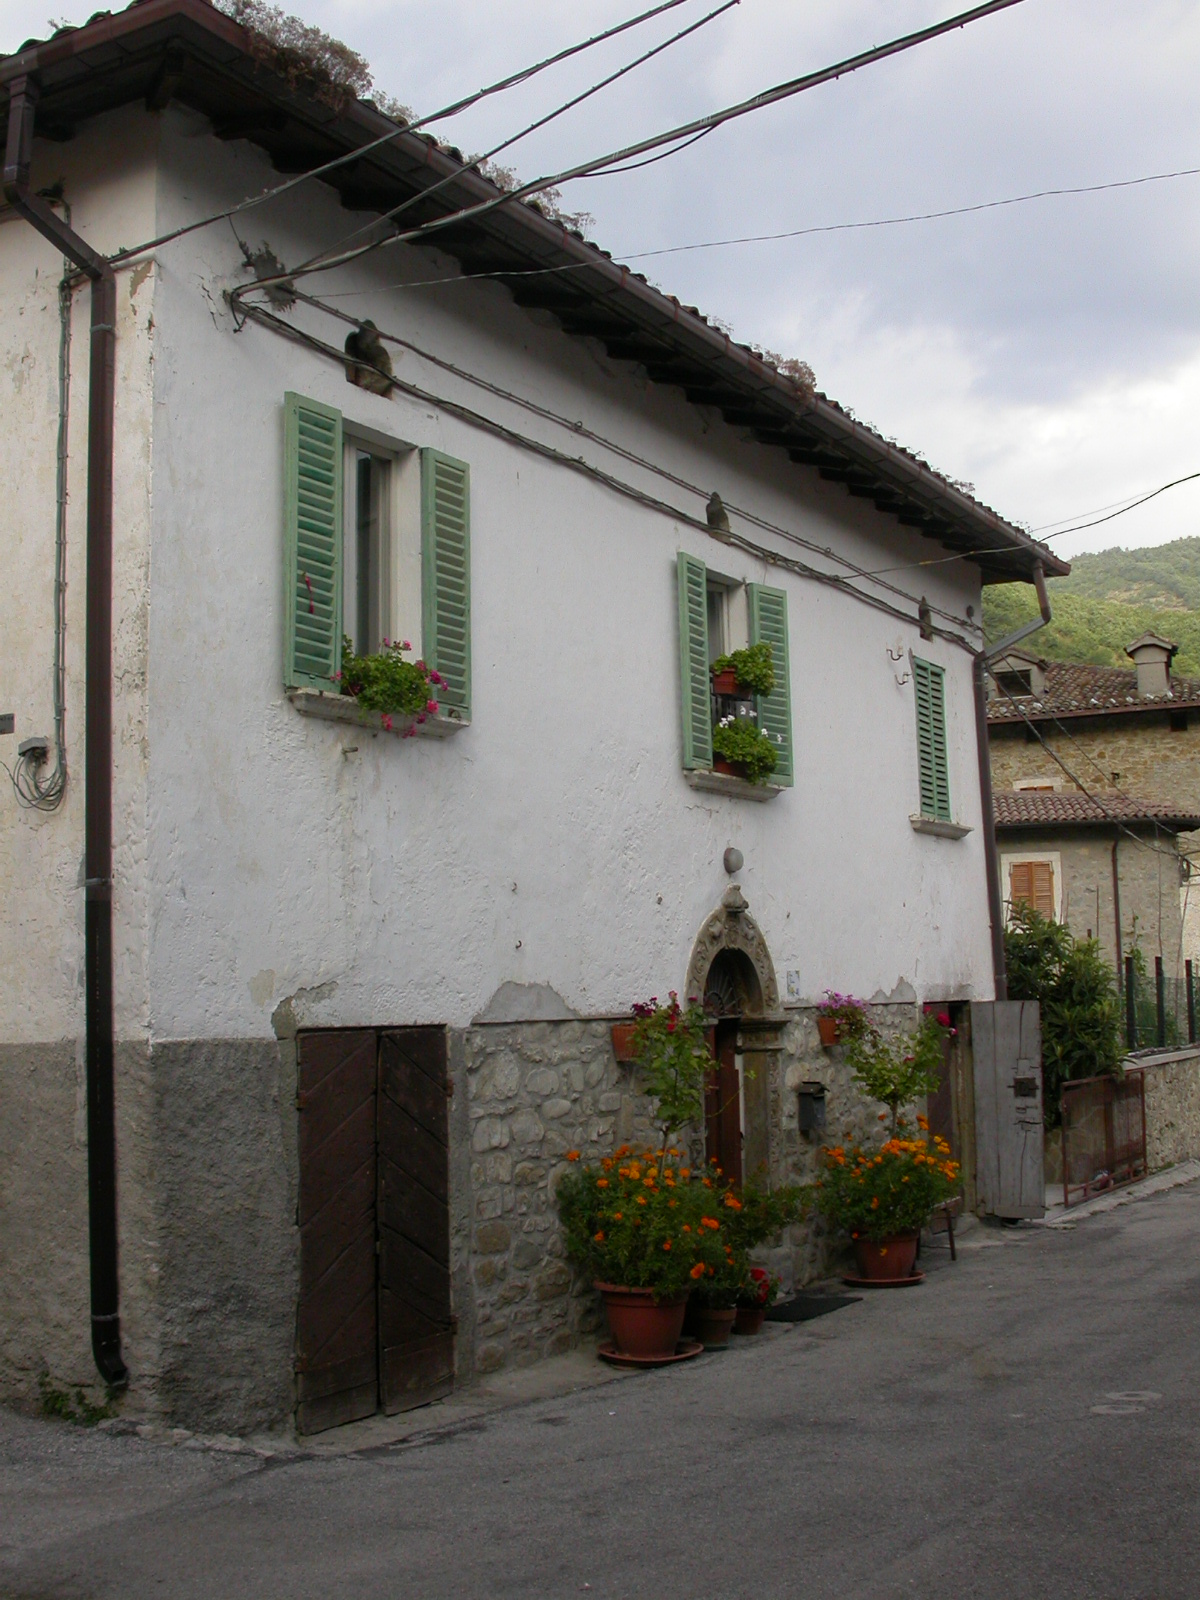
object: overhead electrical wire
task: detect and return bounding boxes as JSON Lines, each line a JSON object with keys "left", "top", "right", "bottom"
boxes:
{"left": 308, "top": 0, "right": 739, "bottom": 268}
{"left": 234, "top": 287, "right": 984, "bottom": 639}
{"left": 108, "top": 0, "right": 711, "bottom": 265}
{"left": 623, "top": 163, "right": 1200, "bottom": 257}
{"left": 251, "top": 0, "right": 1031, "bottom": 292}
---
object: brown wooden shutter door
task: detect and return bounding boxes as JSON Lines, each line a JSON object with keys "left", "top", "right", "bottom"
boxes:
{"left": 1009, "top": 860, "right": 1055, "bottom": 918}
{"left": 705, "top": 1020, "right": 743, "bottom": 1188}
{"left": 377, "top": 1029, "right": 454, "bottom": 1414}
{"left": 295, "top": 1030, "right": 379, "bottom": 1434}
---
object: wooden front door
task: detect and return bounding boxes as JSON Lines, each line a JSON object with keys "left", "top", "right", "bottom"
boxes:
{"left": 377, "top": 1029, "right": 454, "bottom": 1414}
{"left": 296, "top": 1030, "right": 379, "bottom": 1435}
{"left": 706, "top": 1019, "right": 743, "bottom": 1186}
{"left": 295, "top": 1026, "right": 453, "bottom": 1435}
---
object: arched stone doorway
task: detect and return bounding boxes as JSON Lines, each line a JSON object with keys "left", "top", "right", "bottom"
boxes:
{"left": 686, "top": 888, "right": 780, "bottom": 1185}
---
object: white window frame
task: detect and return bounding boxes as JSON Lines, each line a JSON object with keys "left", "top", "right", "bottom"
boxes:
{"left": 342, "top": 420, "right": 422, "bottom": 659}
{"left": 1001, "top": 850, "right": 1063, "bottom": 924}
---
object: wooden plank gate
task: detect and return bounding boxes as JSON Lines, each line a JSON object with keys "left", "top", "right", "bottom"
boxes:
{"left": 296, "top": 1027, "right": 453, "bottom": 1435}
{"left": 970, "top": 1000, "right": 1045, "bottom": 1219}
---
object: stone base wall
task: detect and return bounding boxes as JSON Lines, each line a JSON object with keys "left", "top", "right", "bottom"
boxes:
{"left": 1135, "top": 1048, "right": 1200, "bottom": 1170}
{"left": 456, "top": 1003, "right": 923, "bottom": 1378}
{"left": 0, "top": 1037, "right": 296, "bottom": 1434}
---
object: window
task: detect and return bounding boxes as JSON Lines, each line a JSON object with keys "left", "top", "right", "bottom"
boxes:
{"left": 1003, "top": 855, "right": 1060, "bottom": 921}
{"left": 913, "top": 656, "right": 950, "bottom": 821}
{"left": 676, "top": 551, "right": 794, "bottom": 788}
{"left": 1013, "top": 779, "right": 1058, "bottom": 793}
{"left": 283, "top": 392, "right": 471, "bottom": 718}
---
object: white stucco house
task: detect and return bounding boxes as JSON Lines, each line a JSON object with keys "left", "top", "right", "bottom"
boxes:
{"left": 0, "top": 0, "right": 1065, "bottom": 1433}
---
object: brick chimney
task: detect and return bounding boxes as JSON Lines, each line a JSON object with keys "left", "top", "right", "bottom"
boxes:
{"left": 1125, "top": 633, "right": 1177, "bottom": 699}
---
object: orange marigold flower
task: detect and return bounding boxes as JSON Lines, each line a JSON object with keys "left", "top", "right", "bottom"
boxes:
{"left": 916, "top": 1114, "right": 929, "bottom": 1131}
{"left": 702, "top": 1178, "right": 713, "bottom": 1189}
{"left": 871, "top": 1197, "right": 880, "bottom": 1209}
{"left": 690, "top": 1262, "right": 706, "bottom": 1279}
{"left": 681, "top": 1224, "right": 692, "bottom": 1233}
{"left": 597, "top": 1178, "right": 609, "bottom": 1188}
{"left": 663, "top": 1240, "right": 672, "bottom": 1251}
{"left": 636, "top": 1195, "right": 648, "bottom": 1206}
{"left": 723, "top": 1193, "right": 743, "bottom": 1210}
{"left": 593, "top": 1231, "right": 605, "bottom": 1242}
{"left": 566, "top": 1150, "right": 581, "bottom": 1161}
{"left": 612, "top": 1211, "right": 623, "bottom": 1221}
{"left": 680, "top": 1168, "right": 691, "bottom": 1179}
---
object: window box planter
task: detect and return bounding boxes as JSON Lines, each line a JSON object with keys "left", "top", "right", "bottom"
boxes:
{"left": 711, "top": 667, "right": 742, "bottom": 697}
{"left": 288, "top": 687, "right": 468, "bottom": 739}
{"left": 683, "top": 770, "right": 783, "bottom": 802}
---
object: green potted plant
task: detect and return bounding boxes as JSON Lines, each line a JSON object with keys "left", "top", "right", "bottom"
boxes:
{"left": 845, "top": 1011, "right": 950, "bottom": 1135}
{"left": 557, "top": 1145, "right": 727, "bottom": 1357}
{"left": 712, "top": 716, "right": 780, "bottom": 784}
{"left": 557, "top": 993, "right": 718, "bottom": 1359}
{"left": 735, "top": 1265, "right": 781, "bottom": 1336}
{"left": 816, "top": 991, "right": 871, "bottom": 1048}
{"left": 816, "top": 1121, "right": 960, "bottom": 1281}
{"left": 711, "top": 642, "right": 775, "bottom": 699}
{"left": 336, "top": 636, "right": 447, "bottom": 735}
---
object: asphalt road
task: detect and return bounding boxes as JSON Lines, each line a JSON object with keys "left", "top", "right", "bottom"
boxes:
{"left": 3, "top": 1181, "right": 1199, "bottom": 1600}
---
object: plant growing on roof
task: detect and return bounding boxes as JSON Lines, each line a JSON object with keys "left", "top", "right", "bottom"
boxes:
{"left": 712, "top": 716, "right": 779, "bottom": 784}
{"left": 845, "top": 1012, "right": 953, "bottom": 1134}
{"left": 711, "top": 642, "right": 776, "bottom": 697}
{"left": 338, "top": 637, "right": 447, "bottom": 731}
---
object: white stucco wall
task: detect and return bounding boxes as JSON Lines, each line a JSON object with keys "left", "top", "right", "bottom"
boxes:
{"left": 4, "top": 102, "right": 1001, "bottom": 1051}
{"left": 0, "top": 107, "right": 159, "bottom": 1047}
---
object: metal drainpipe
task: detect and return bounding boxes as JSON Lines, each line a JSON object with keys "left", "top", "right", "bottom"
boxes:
{"left": 4, "top": 76, "right": 127, "bottom": 1391}
{"left": 976, "top": 561, "right": 1053, "bottom": 1003}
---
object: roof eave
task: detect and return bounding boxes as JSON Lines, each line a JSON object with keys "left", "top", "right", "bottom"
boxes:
{"left": 0, "top": 0, "right": 1066, "bottom": 586}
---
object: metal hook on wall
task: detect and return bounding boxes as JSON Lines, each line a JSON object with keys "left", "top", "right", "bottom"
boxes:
{"left": 894, "top": 671, "right": 911, "bottom": 688}
{"left": 886, "top": 647, "right": 904, "bottom": 662}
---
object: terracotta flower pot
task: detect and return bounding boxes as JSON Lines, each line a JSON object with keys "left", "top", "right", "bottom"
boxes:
{"left": 734, "top": 1305, "right": 766, "bottom": 1336}
{"left": 609, "top": 1021, "right": 639, "bottom": 1063}
{"left": 596, "top": 1284, "right": 689, "bottom": 1358}
{"left": 711, "top": 667, "right": 740, "bottom": 696}
{"left": 695, "top": 1306, "right": 737, "bottom": 1349}
{"left": 713, "top": 755, "right": 750, "bottom": 780}
{"left": 817, "top": 1015, "right": 841, "bottom": 1047}
{"left": 853, "top": 1232, "right": 919, "bottom": 1281}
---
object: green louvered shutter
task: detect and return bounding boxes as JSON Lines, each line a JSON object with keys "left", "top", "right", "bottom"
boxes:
{"left": 677, "top": 552, "right": 712, "bottom": 769}
{"left": 914, "top": 657, "right": 951, "bottom": 820}
{"left": 284, "top": 393, "right": 343, "bottom": 689}
{"left": 421, "top": 450, "right": 471, "bottom": 718}
{"left": 748, "top": 583, "right": 794, "bottom": 786}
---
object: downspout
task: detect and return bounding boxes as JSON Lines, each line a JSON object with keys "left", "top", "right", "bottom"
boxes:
{"left": 4, "top": 77, "right": 127, "bottom": 1390}
{"left": 975, "top": 561, "right": 1053, "bottom": 1002}
{"left": 1111, "top": 834, "right": 1123, "bottom": 978}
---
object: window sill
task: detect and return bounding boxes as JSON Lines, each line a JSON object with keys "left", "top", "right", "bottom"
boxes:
{"left": 684, "top": 769, "right": 783, "bottom": 803}
{"left": 909, "top": 815, "right": 972, "bottom": 840}
{"left": 288, "top": 688, "right": 469, "bottom": 739}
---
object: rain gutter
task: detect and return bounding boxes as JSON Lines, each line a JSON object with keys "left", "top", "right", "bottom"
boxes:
{"left": 976, "top": 562, "right": 1053, "bottom": 1000}
{"left": 4, "top": 74, "right": 127, "bottom": 1391}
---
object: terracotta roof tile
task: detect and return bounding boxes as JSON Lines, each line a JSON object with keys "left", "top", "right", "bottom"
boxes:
{"left": 994, "top": 791, "right": 1200, "bottom": 830}
{"left": 987, "top": 661, "right": 1200, "bottom": 723}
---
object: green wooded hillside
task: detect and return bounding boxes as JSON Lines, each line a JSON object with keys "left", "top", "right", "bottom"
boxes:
{"left": 982, "top": 537, "right": 1200, "bottom": 676}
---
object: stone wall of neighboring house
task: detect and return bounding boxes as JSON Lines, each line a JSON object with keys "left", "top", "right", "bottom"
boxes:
{"left": 1134, "top": 1049, "right": 1200, "bottom": 1171}
{"left": 995, "top": 824, "right": 1186, "bottom": 980}
{"left": 990, "top": 717, "right": 1200, "bottom": 961}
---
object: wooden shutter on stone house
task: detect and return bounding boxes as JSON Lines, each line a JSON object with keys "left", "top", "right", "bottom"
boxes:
{"left": 421, "top": 450, "right": 471, "bottom": 718}
{"left": 747, "top": 582, "right": 794, "bottom": 786}
{"left": 677, "top": 552, "right": 712, "bottom": 769}
{"left": 1009, "top": 859, "right": 1055, "bottom": 918}
{"left": 914, "top": 657, "right": 951, "bottom": 821}
{"left": 284, "top": 393, "right": 343, "bottom": 689}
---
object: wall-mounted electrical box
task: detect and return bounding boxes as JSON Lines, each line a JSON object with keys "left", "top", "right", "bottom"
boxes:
{"left": 0, "top": 713, "right": 14, "bottom": 736}
{"left": 798, "top": 1081, "right": 827, "bottom": 1137}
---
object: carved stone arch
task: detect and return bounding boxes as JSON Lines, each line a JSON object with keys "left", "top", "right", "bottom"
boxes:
{"left": 685, "top": 886, "right": 780, "bottom": 1018}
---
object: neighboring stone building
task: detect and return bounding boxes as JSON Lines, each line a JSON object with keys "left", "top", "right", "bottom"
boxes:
{"left": 2, "top": 1, "right": 1060, "bottom": 1435}
{"left": 993, "top": 791, "right": 1200, "bottom": 980}
{"left": 988, "top": 635, "right": 1200, "bottom": 973}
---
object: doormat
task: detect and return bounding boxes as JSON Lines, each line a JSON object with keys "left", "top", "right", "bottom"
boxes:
{"left": 765, "top": 1292, "right": 861, "bottom": 1323}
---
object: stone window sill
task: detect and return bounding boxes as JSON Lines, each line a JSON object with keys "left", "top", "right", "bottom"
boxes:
{"left": 288, "top": 688, "right": 468, "bottom": 739}
{"left": 909, "top": 814, "right": 972, "bottom": 840}
{"left": 684, "top": 769, "right": 783, "bottom": 803}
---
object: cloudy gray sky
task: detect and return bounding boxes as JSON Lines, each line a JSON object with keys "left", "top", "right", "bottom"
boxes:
{"left": 4, "top": 0, "right": 1198, "bottom": 558}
